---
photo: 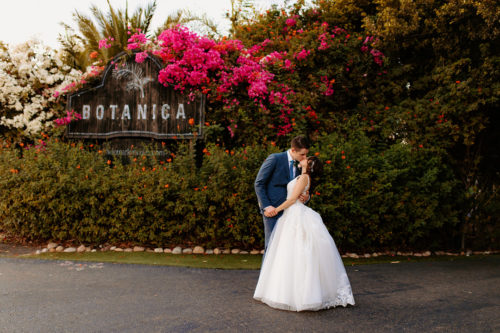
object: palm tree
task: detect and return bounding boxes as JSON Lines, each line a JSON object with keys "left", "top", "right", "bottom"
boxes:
{"left": 154, "top": 9, "right": 222, "bottom": 39}
{"left": 227, "top": 0, "right": 256, "bottom": 37}
{"left": 58, "top": 0, "right": 157, "bottom": 71}
{"left": 153, "top": 0, "right": 256, "bottom": 40}
{"left": 58, "top": 0, "right": 257, "bottom": 71}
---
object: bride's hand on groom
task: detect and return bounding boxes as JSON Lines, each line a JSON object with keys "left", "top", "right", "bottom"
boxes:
{"left": 264, "top": 207, "right": 277, "bottom": 217}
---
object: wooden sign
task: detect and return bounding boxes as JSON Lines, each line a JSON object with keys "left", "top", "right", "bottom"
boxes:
{"left": 66, "top": 51, "right": 205, "bottom": 139}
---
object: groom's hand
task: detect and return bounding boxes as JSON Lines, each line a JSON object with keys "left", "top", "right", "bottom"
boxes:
{"left": 299, "top": 191, "right": 310, "bottom": 203}
{"left": 264, "top": 206, "right": 277, "bottom": 217}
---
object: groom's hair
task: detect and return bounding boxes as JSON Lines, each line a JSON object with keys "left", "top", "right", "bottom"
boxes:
{"left": 291, "top": 135, "right": 310, "bottom": 150}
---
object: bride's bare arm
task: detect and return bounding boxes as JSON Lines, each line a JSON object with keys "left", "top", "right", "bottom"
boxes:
{"left": 275, "top": 175, "right": 309, "bottom": 213}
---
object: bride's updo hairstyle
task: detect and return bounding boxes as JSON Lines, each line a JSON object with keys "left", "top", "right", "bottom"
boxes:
{"left": 305, "top": 156, "right": 323, "bottom": 192}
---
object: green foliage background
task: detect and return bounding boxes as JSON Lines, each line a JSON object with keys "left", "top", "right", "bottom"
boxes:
{"left": 0, "top": 137, "right": 474, "bottom": 251}
{"left": 0, "top": 0, "right": 499, "bottom": 250}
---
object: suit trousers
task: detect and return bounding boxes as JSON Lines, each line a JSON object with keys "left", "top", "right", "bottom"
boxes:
{"left": 263, "top": 214, "right": 280, "bottom": 251}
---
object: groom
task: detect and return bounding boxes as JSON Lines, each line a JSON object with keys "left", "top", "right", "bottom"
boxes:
{"left": 254, "top": 135, "right": 310, "bottom": 250}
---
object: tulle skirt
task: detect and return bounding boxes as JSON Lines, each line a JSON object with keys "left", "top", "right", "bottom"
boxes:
{"left": 253, "top": 202, "right": 355, "bottom": 311}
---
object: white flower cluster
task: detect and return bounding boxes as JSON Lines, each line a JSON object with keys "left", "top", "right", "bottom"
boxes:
{"left": 0, "top": 39, "right": 83, "bottom": 136}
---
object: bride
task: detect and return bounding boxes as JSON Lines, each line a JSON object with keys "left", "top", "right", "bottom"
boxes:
{"left": 253, "top": 156, "right": 355, "bottom": 311}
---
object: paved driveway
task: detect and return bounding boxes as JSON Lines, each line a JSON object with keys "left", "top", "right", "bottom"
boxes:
{"left": 0, "top": 256, "right": 499, "bottom": 332}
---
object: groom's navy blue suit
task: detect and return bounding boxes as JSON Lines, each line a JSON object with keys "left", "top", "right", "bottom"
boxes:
{"left": 255, "top": 151, "right": 300, "bottom": 250}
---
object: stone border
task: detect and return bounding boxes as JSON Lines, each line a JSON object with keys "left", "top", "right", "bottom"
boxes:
{"left": 36, "top": 242, "right": 500, "bottom": 257}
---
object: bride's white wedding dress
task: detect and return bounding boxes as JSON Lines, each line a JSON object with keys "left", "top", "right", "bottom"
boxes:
{"left": 253, "top": 176, "right": 355, "bottom": 311}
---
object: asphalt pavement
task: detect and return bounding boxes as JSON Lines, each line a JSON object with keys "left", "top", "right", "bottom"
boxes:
{"left": 0, "top": 256, "right": 499, "bottom": 333}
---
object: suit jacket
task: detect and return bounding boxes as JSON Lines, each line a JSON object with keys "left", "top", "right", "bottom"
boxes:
{"left": 254, "top": 151, "right": 300, "bottom": 216}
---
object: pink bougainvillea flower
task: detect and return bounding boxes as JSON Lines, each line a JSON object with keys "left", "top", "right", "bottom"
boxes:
{"left": 98, "top": 38, "right": 112, "bottom": 49}
{"left": 286, "top": 18, "right": 296, "bottom": 27}
{"left": 318, "top": 33, "right": 330, "bottom": 50}
{"left": 127, "top": 32, "right": 148, "bottom": 50}
{"left": 126, "top": 32, "right": 149, "bottom": 52}
{"left": 321, "top": 76, "right": 335, "bottom": 96}
{"left": 135, "top": 51, "right": 148, "bottom": 63}
{"left": 370, "top": 49, "right": 385, "bottom": 66}
{"left": 294, "top": 48, "right": 310, "bottom": 60}
{"left": 54, "top": 110, "right": 82, "bottom": 127}
{"left": 283, "top": 59, "right": 293, "bottom": 71}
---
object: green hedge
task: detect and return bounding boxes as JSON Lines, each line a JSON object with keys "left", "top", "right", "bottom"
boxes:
{"left": 3, "top": 133, "right": 492, "bottom": 252}
{"left": 0, "top": 139, "right": 277, "bottom": 249}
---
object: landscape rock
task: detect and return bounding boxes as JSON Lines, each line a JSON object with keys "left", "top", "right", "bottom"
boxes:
{"left": 133, "top": 246, "right": 145, "bottom": 252}
{"left": 124, "top": 248, "right": 133, "bottom": 252}
{"left": 154, "top": 248, "right": 164, "bottom": 253}
{"left": 47, "top": 242, "right": 58, "bottom": 250}
{"left": 91, "top": 249, "right": 97, "bottom": 252}
{"left": 146, "top": 249, "right": 154, "bottom": 253}
{"left": 110, "top": 246, "right": 116, "bottom": 251}
{"left": 49, "top": 248, "right": 56, "bottom": 253}
{"left": 260, "top": 250, "right": 265, "bottom": 254}
{"left": 63, "top": 247, "right": 76, "bottom": 253}
{"left": 222, "top": 249, "right": 231, "bottom": 254}
{"left": 182, "top": 248, "right": 193, "bottom": 254}
{"left": 55, "top": 246, "right": 64, "bottom": 252}
{"left": 41, "top": 248, "right": 48, "bottom": 253}
{"left": 231, "top": 249, "right": 240, "bottom": 254}
{"left": 371, "top": 252, "right": 379, "bottom": 257}
{"left": 414, "top": 253, "right": 422, "bottom": 257}
{"left": 250, "top": 250, "right": 260, "bottom": 255}
{"left": 423, "top": 251, "right": 431, "bottom": 257}
{"left": 172, "top": 247, "right": 182, "bottom": 254}
{"left": 114, "top": 248, "right": 123, "bottom": 252}
{"left": 164, "top": 248, "right": 172, "bottom": 254}
{"left": 213, "top": 248, "right": 221, "bottom": 255}
{"left": 240, "top": 251, "right": 249, "bottom": 254}
{"left": 205, "top": 249, "right": 214, "bottom": 255}
{"left": 193, "top": 246, "right": 204, "bottom": 254}
{"left": 364, "top": 253, "right": 371, "bottom": 258}
{"left": 77, "top": 245, "right": 86, "bottom": 253}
